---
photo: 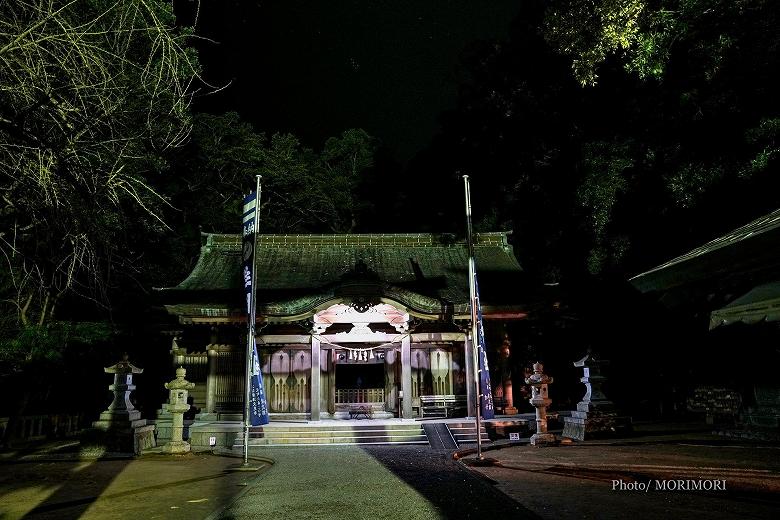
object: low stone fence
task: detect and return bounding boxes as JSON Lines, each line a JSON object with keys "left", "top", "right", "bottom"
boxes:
{"left": 1, "top": 413, "right": 84, "bottom": 444}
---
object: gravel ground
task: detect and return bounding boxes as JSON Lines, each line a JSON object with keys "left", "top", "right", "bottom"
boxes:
{"left": 0, "top": 452, "right": 267, "bottom": 520}
{"left": 469, "top": 463, "right": 780, "bottom": 520}
{"left": 8, "top": 430, "right": 774, "bottom": 520}
{"left": 219, "top": 446, "right": 538, "bottom": 520}
{"left": 462, "top": 439, "right": 780, "bottom": 520}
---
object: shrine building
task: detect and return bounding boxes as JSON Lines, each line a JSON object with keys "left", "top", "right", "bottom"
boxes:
{"left": 159, "top": 232, "right": 531, "bottom": 422}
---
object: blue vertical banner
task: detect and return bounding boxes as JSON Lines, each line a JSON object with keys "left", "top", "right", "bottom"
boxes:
{"left": 243, "top": 191, "right": 270, "bottom": 426}
{"left": 474, "top": 276, "right": 495, "bottom": 420}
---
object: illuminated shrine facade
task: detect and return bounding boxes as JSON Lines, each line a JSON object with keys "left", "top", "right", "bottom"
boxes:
{"left": 160, "top": 232, "right": 529, "bottom": 420}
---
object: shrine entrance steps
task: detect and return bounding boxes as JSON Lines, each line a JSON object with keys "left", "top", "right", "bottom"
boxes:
{"left": 445, "top": 422, "right": 490, "bottom": 446}
{"left": 231, "top": 419, "right": 495, "bottom": 448}
{"left": 234, "top": 421, "right": 428, "bottom": 447}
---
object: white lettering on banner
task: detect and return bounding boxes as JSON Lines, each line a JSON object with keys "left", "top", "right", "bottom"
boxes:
{"left": 243, "top": 221, "right": 255, "bottom": 236}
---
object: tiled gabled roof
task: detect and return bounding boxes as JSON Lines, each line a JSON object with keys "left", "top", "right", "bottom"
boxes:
{"left": 161, "top": 232, "right": 531, "bottom": 320}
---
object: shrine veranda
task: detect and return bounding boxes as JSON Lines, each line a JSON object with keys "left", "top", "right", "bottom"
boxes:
{"left": 157, "top": 232, "right": 530, "bottom": 440}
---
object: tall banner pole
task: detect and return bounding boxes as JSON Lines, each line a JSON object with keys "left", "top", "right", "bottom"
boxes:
{"left": 463, "top": 175, "right": 484, "bottom": 459}
{"left": 242, "top": 175, "right": 264, "bottom": 466}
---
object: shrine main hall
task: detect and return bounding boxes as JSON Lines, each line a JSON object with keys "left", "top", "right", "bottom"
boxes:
{"left": 159, "top": 232, "right": 531, "bottom": 424}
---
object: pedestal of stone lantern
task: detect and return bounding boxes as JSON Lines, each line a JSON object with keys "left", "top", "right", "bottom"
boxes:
{"left": 562, "top": 352, "right": 632, "bottom": 441}
{"left": 91, "top": 355, "right": 156, "bottom": 454}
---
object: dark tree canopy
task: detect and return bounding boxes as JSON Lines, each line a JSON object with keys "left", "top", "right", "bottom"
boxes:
{"left": 141, "top": 112, "right": 377, "bottom": 289}
{"left": 0, "top": 0, "right": 777, "bottom": 409}
{"left": 400, "top": 0, "right": 779, "bottom": 282}
{"left": 0, "top": 0, "right": 199, "bottom": 328}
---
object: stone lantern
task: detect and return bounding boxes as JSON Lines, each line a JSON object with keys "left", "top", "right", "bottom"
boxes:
{"left": 161, "top": 366, "right": 195, "bottom": 454}
{"left": 91, "top": 355, "right": 155, "bottom": 454}
{"left": 525, "top": 361, "right": 556, "bottom": 446}
{"left": 562, "top": 351, "right": 632, "bottom": 441}
{"left": 105, "top": 355, "right": 143, "bottom": 419}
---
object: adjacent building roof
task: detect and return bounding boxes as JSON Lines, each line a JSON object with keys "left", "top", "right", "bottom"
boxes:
{"left": 630, "top": 208, "right": 780, "bottom": 293}
{"left": 709, "top": 281, "right": 780, "bottom": 330}
{"left": 161, "top": 232, "right": 534, "bottom": 323}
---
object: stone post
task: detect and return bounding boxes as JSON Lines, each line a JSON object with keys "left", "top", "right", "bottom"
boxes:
{"left": 526, "top": 362, "right": 556, "bottom": 446}
{"left": 91, "top": 355, "right": 155, "bottom": 454}
{"left": 162, "top": 367, "right": 195, "bottom": 454}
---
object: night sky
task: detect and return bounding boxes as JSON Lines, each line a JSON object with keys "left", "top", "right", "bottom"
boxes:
{"left": 189, "top": 0, "right": 522, "bottom": 161}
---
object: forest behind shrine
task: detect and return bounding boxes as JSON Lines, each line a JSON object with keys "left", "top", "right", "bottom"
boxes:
{"left": 0, "top": 0, "right": 777, "bottom": 422}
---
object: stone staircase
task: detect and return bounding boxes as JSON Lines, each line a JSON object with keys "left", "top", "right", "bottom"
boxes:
{"left": 447, "top": 422, "right": 490, "bottom": 446}
{"left": 235, "top": 423, "right": 429, "bottom": 447}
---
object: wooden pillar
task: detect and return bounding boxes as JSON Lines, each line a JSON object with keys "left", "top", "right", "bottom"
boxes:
{"left": 501, "top": 333, "right": 518, "bottom": 414}
{"left": 319, "top": 348, "right": 328, "bottom": 415}
{"left": 328, "top": 349, "right": 336, "bottom": 415}
{"left": 447, "top": 350, "right": 454, "bottom": 395}
{"left": 385, "top": 350, "right": 396, "bottom": 413}
{"left": 205, "top": 347, "right": 218, "bottom": 413}
{"left": 465, "top": 336, "right": 476, "bottom": 417}
{"left": 401, "top": 335, "right": 412, "bottom": 418}
{"left": 310, "top": 336, "right": 321, "bottom": 421}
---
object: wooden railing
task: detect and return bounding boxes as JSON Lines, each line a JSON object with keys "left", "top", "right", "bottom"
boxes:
{"left": 335, "top": 388, "right": 385, "bottom": 404}
{"left": 419, "top": 395, "right": 467, "bottom": 418}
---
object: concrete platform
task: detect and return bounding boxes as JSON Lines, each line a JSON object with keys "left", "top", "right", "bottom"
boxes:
{"left": 179, "top": 416, "right": 523, "bottom": 449}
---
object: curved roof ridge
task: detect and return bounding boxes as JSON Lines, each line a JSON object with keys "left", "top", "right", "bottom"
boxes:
{"left": 630, "top": 208, "right": 780, "bottom": 282}
{"left": 203, "top": 231, "right": 513, "bottom": 249}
